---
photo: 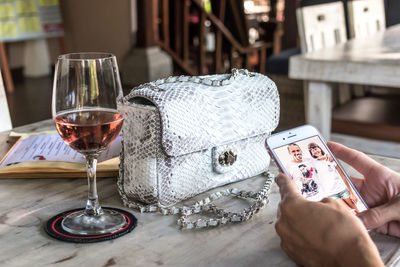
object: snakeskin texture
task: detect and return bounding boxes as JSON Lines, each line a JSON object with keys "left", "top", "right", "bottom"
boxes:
{"left": 119, "top": 69, "right": 280, "bottom": 207}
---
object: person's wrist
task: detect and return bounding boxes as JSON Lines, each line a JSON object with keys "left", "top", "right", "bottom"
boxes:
{"left": 335, "top": 232, "right": 383, "bottom": 267}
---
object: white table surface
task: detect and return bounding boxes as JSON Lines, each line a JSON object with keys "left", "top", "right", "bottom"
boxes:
{"left": 289, "top": 24, "right": 400, "bottom": 139}
{"left": 0, "top": 120, "right": 399, "bottom": 266}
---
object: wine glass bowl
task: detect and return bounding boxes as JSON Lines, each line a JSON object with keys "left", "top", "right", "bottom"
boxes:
{"left": 52, "top": 52, "right": 126, "bottom": 235}
{"left": 54, "top": 109, "right": 123, "bottom": 155}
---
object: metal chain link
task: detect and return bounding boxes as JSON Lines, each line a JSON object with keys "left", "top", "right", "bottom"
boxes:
{"left": 125, "top": 69, "right": 254, "bottom": 99}
{"left": 121, "top": 68, "right": 271, "bottom": 229}
{"left": 118, "top": 171, "right": 275, "bottom": 230}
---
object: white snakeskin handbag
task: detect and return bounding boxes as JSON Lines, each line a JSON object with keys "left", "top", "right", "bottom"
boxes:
{"left": 118, "top": 69, "right": 279, "bottom": 227}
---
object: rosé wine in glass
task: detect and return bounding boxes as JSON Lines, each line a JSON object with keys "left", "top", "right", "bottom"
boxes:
{"left": 55, "top": 109, "right": 123, "bottom": 154}
{"left": 52, "top": 52, "right": 127, "bottom": 236}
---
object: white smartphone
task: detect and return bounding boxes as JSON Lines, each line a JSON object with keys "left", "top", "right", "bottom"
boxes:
{"left": 266, "top": 125, "right": 368, "bottom": 213}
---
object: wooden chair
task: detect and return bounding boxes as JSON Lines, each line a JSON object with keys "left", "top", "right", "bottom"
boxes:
{"left": 296, "top": 2, "right": 347, "bottom": 53}
{"left": 347, "top": 0, "right": 386, "bottom": 96}
{"left": 0, "top": 69, "right": 12, "bottom": 132}
{"left": 331, "top": 0, "right": 400, "bottom": 141}
{"left": 296, "top": 2, "right": 351, "bottom": 126}
{"left": 348, "top": 0, "right": 386, "bottom": 39}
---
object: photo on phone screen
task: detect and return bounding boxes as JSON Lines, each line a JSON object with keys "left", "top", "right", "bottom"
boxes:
{"left": 271, "top": 135, "right": 367, "bottom": 213}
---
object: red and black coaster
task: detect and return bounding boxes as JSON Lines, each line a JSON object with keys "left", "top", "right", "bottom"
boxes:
{"left": 45, "top": 207, "right": 137, "bottom": 243}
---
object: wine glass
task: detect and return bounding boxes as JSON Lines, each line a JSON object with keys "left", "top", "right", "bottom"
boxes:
{"left": 52, "top": 52, "right": 125, "bottom": 235}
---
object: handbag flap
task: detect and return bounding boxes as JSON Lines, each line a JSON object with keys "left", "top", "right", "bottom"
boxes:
{"left": 125, "top": 69, "right": 280, "bottom": 157}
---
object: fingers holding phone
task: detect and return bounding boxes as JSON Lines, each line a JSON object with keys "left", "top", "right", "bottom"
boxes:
{"left": 274, "top": 173, "right": 383, "bottom": 267}
{"left": 275, "top": 173, "right": 301, "bottom": 200}
{"left": 266, "top": 125, "right": 368, "bottom": 212}
{"left": 267, "top": 126, "right": 397, "bottom": 266}
{"left": 327, "top": 141, "right": 400, "bottom": 237}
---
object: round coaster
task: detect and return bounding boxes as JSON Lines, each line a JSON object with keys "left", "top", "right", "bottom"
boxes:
{"left": 45, "top": 207, "right": 137, "bottom": 243}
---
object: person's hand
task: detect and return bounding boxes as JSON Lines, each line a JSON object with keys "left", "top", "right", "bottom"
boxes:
{"left": 275, "top": 174, "right": 384, "bottom": 267}
{"left": 328, "top": 142, "right": 400, "bottom": 237}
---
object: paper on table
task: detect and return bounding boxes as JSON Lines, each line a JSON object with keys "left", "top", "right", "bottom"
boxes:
{"left": 9, "top": 130, "right": 58, "bottom": 138}
{"left": 0, "top": 133, "right": 122, "bottom": 167}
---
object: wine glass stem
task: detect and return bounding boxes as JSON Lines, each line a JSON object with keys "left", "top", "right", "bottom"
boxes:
{"left": 84, "top": 155, "right": 102, "bottom": 216}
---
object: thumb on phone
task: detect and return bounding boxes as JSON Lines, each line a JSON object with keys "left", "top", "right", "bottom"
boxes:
{"left": 358, "top": 196, "right": 400, "bottom": 230}
{"left": 275, "top": 173, "right": 301, "bottom": 200}
{"left": 349, "top": 176, "right": 364, "bottom": 192}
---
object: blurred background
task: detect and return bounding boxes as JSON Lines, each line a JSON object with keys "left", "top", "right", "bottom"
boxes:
{"left": 1, "top": 0, "right": 400, "bottom": 155}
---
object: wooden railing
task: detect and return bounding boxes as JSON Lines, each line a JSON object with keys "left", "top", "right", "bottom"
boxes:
{"left": 154, "top": 0, "right": 274, "bottom": 75}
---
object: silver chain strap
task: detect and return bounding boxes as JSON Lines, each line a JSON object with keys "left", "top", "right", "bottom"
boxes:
{"left": 122, "top": 68, "right": 271, "bottom": 229}
{"left": 118, "top": 171, "right": 275, "bottom": 230}
{"left": 125, "top": 69, "right": 254, "bottom": 99}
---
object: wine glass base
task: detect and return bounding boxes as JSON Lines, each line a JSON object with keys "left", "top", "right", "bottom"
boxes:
{"left": 61, "top": 208, "right": 126, "bottom": 235}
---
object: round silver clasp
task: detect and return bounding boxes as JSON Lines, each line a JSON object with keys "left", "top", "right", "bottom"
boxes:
{"left": 218, "top": 150, "right": 237, "bottom": 166}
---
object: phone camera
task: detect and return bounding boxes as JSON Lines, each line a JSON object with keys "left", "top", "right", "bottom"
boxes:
{"left": 283, "top": 138, "right": 286, "bottom": 140}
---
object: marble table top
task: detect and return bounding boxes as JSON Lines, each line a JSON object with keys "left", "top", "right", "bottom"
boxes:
{"left": 0, "top": 120, "right": 399, "bottom": 266}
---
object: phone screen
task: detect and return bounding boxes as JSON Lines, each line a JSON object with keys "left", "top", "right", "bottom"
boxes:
{"left": 273, "top": 135, "right": 367, "bottom": 213}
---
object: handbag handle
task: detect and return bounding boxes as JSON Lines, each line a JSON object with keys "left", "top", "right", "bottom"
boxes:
{"left": 153, "top": 68, "right": 253, "bottom": 87}
{"left": 117, "top": 171, "right": 275, "bottom": 230}
{"left": 125, "top": 69, "right": 255, "bottom": 99}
